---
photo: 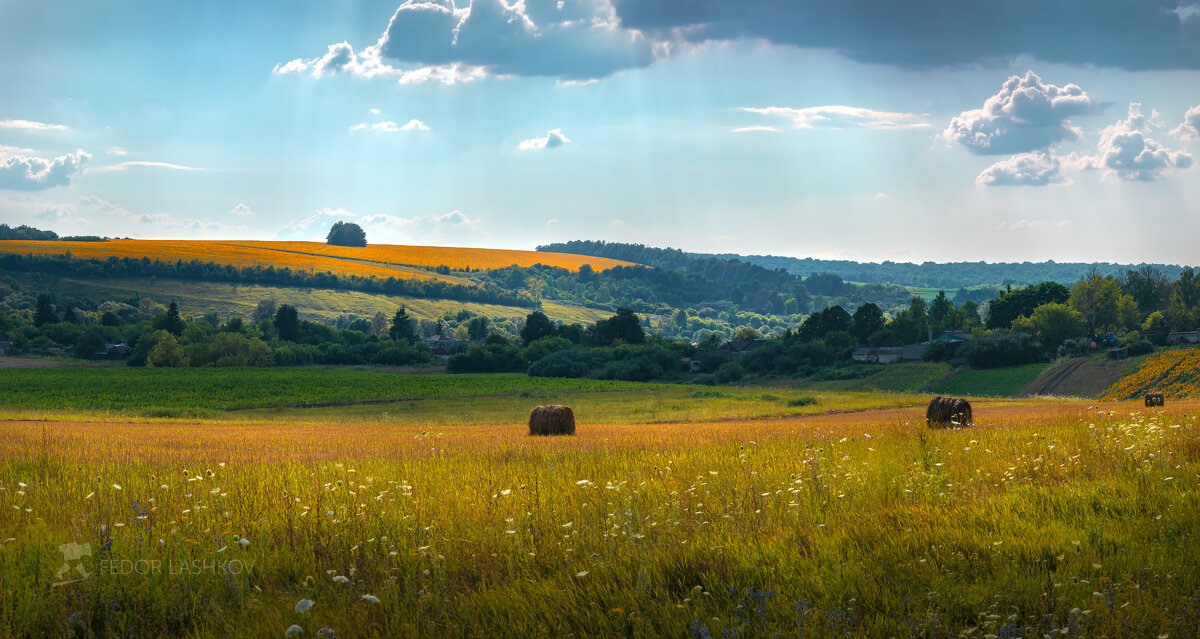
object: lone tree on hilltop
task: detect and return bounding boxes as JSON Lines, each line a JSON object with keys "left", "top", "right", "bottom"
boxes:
{"left": 326, "top": 221, "right": 367, "bottom": 247}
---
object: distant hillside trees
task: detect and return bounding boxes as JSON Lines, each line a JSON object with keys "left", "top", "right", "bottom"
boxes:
{"left": 985, "top": 282, "right": 1070, "bottom": 330}
{"left": 326, "top": 222, "right": 367, "bottom": 247}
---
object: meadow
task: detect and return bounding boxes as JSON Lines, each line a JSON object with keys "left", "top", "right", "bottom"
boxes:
{"left": 1, "top": 370, "right": 1198, "bottom": 638}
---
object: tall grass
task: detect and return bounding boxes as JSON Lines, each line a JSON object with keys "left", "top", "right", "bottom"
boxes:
{"left": 2, "top": 399, "right": 1198, "bottom": 637}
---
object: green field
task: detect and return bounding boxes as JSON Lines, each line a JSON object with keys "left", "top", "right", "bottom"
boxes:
{"left": 18, "top": 274, "right": 608, "bottom": 325}
{"left": 798, "top": 362, "right": 953, "bottom": 393}
{"left": 931, "top": 362, "right": 1053, "bottom": 397}
{"left": 0, "top": 368, "right": 920, "bottom": 423}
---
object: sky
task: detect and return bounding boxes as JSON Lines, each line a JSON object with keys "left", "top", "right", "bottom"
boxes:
{"left": 1, "top": 0, "right": 1199, "bottom": 265}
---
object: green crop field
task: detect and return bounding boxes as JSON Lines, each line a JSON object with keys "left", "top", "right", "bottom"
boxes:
{"left": 931, "top": 363, "right": 1053, "bottom": 397}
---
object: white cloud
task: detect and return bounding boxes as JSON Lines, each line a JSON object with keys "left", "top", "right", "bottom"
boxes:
{"left": 34, "top": 207, "right": 70, "bottom": 221}
{"left": 349, "top": 119, "right": 429, "bottom": 133}
{"left": 106, "top": 146, "right": 128, "bottom": 156}
{"left": 277, "top": 207, "right": 487, "bottom": 244}
{"left": 519, "top": 128, "right": 570, "bottom": 150}
{"left": 8, "top": 196, "right": 234, "bottom": 237}
{"left": 368, "top": 108, "right": 381, "bottom": 115}
{"left": 274, "top": 41, "right": 489, "bottom": 86}
{"left": 1086, "top": 103, "right": 1193, "bottom": 181}
{"left": 0, "top": 119, "right": 69, "bottom": 132}
{"left": 230, "top": 203, "right": 254, "bottom": 217}
{"left": 546, "top": 218, "right": 559, "bottom": 226}
{"left": 96, "top": 161, "right": 203, "bottom": 172}
{"left": 874, "top": 192, "right": 890, "bottom": 199}
{"left": 976, "top": 151, "right": 1067, "bottom": 186}
{"left": 731, "top": 125, "right": 780, "bottom": 133}
{"left": 0, "top": 149, "right": 89, "bottom": 191}
{"left": 740, "top": 106, "right": 929, "bottom": 130}
{"left": 944, "top": 70, "right": 1095, "bottom": 154}
{"left": 0, "top": 144, "right": 35, "bottom": 155}
{"left": 1171, "top": 104, "right": 1200, "bottom": 140}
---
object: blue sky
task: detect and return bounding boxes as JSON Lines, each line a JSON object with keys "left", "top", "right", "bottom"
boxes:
{"left": 2, "top": 0, "right": 1199, "bottom": 264}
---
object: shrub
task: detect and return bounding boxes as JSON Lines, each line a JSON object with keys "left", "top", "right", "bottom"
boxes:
{"left": 958, "top": 330, "right": 1042, "bottom": 369}
{"left": 787, "top": 396, "right": 818, "bottom": 407}
{"left": 528, "top": 349, "right": 609, "bottom": 378}
{"left": 716, "top": 361, "right": 744, "bottom": 383}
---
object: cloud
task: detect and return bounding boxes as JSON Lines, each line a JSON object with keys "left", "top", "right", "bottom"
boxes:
{"left": 944, "top": 71, "right": 1095, "bottom": 155}
{"left": 96, "top": 161, "right": 203, "bottom": 172}
{"left": 349, "top": 119, "right": 430, "bottom": 133}
{"left": 8, "top": 196, "right": 233, "bottom": 237}
{"left": 274, "top": 40, "right": 489, "bottom": 85}
{"left": 740, "top": 105, "right": 929, "bottom": 130}
{"left": 369, "top": 108, "right": 382, "bottom": 115}
{"left": 519, "top": 128, "right": 570, "bottom": 150}
{"left": 106, "top": 146, "right": 127, "bottom": 156}
{"left": 1171, "top": 103, "right": 1200, "bottom": 140}
{"left": 277, "top": 207, "right": 487, "bottom": 244}
{"left": 0, "top": 119, "right": 69, "bottom": 132}
{"left": 0, "top": 149, "right": 89, "bottom": 191}
{"left": 730, "top": 125, "right": 780, "bottom": 133}
{"left": 230, "top": 203, "right": 254, "bottom": 217}
{"left": 278, "top": 0, "right": 654, "bottom": 83}
{"left": 976, "top": 151, "right": 1066, "bottom": 186}
{"left": 34, "top": 207, "right": 71, "bottom": 220}
{"left": 1088, "top": 103, "right": 1193, "bottom": 181}
{"left": 610, "top": 0, "right": 1200, "bottom": 70}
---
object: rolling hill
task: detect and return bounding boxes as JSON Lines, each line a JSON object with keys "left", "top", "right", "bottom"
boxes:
{"left": 0, "top": 239, "right": 636, "bottom": 280}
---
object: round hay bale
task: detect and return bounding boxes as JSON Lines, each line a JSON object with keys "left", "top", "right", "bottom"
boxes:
{"left": 528, "top": 404, "right": 576, "bottom": 436}
{"left": 927, "top": 396, "right": 972, "bottom": 428}
{"left": 1145, "top": 392, "right": 1165, "bottom": 408}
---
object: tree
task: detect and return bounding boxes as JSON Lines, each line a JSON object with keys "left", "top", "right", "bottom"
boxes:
{"left": 371, "top": 311, "right": 389, "bottom": 336}
{"left": 850, "top": 303, "right": 884, "bottom": 344}
{"left": 163, "top": 301, "right": 185, "bottom": 336}
{"left": 1169, "top": 267, "right": 1200, "bottom": 331}
{"left": 1013, "top": 302, "right": 1087, "bottom": 350}
{"left": 673, "top": 309, "right": 689, "bottom": 331}
{"left": 732, "top": 326, "right": 762, "bottom": 341}
{"left": 275, "top": 304, "right": 300, "bottom": 342}
{"left": 389, "top": 305, "right": 417, "bottom": 343}
{"left": 799, "top": 305, "right": 852, "bottom": 342}
{"left": 592, "top": 308, "right": 645, "bottom": 346}
{"left": 520, "top": 311, "right": 556, "bottom": 344}
{"left": 326, "top": 221, "right": 367, "bottom": 247}
{"left": 146, "top": 333, "right": 188, "bottom": 367}
{"left": 33, "top": 294, "right": 57, "bottom": 326}
{"left": 252, "top": 298, "right": 278, "bottom": 324}
{"left": 73, "top": 328, "right": 108, "bottom": 359}
{"left": 1120, "top": 265, "right": 1169, "bottom": 314}
{"left": 454, "top": 324, "right": 470, "bottom": 340}
{"left": 467, "top": 316, "right": 491, "bottom": 341}
{"left": 1070, "top": 273, "right": 1124, "bottom": 332}
{"left": 986, "top": 282, "right": 1070, "bottom": 330}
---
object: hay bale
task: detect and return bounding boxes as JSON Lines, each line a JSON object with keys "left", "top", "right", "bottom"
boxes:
{"left": 926, "top": 396, "right": 972, "bottom": 428}
{"left": 528, "top": 405, "right": 576, "bottom": 436}
{"left": 1145, "top": 392, "right": 1165, "bottom": 408}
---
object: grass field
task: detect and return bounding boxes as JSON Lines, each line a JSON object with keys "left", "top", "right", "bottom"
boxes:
{"left": 22, "top": 274, "right": 608, "bottom": 325}
{"left": 931, "top": 363, "right": 1053, "bottom": 398}
{"left": 798, "top": 362, "right": 953, "bottom": 393}
{"left": 0, "top": 240, "right": 635, "bottom": 279}
{"left": 1, "top": 369, "right": 1198, "bottom": 638}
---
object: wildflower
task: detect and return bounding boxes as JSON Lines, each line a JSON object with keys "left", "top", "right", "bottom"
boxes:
{"left": 286, "top": 625, "right": 303, "bottom": 637}
{"left": 361, "top": 594, "right": 380, "bottom": 604}
{"left": 576, "top": 571, "right": 589, "bottom": 578}
{"left": 112, "top": 484, "right": 122, "bottom": 490}
{"left": 332, "top": 576, "right": 348, "bottom": 584}
{"left": 295, "top": 599, "right": 314, "bottom": 613}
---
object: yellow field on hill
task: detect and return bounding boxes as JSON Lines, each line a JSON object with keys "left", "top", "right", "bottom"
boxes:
{"left": 0, "top": 239, "right": 633, "bottom": 278}
{"left": 1099, "top": 347, "right": 1200, "bottom": 400}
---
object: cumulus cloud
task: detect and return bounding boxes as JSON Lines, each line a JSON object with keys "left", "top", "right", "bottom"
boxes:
{"left": 944, "top": 71, "right": 1095, "bottom": 155}
{"left": 349, "top": 119, "right": 430, "bottom": 133}
{"left": 277, "top": 0, "right": 654, "bottom": 83}
{"left": 611, "top": 0, "right": 1200, "bottom": 70}
{"left": 519, "top": 128, "right": 570, "bottom": 150}
{"left": 0, "top": 119, "right": 69, "bottom": 132}
{"left": 274, "top": 39, "right": 490, "bottom": 85}
{"left": 1171, "top": 103, "right": 1200, "bottom": 140}
{"left": 740, "top": 105, "right": 929, "bottom": 130}
{"left": 34, "top": 207, "right": 70, "bottom": 220}
{"left": 976, "top": 151, "right": 1066, "bottom": 186}
{"left": 278, "top": 207, "right": 487, "bottom": 244}
{"left": 230, "top": 203, "right": 254, "bottom": 217}
{"left": 1086, "top": 103, "right": 1193, "bottom": 181}
{"left": 0, "top": 149, "right": 89, "bottom": 191}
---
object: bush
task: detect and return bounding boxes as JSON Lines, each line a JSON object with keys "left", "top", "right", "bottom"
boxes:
{"left": 958, "top": 330, "right": 1043, "bottom": 369}
{"left": 1126, "top": 339, "right": 1154, "bottom": 356}
{"left": 787, "top": 396, "right": 818, "bottom": 407}
{"left": 527, "top": 348, "right": 609, "bottom": 378}
{"left": 684, "top": 389, "right": 728, "bottom": 398}
{"left": 716, "top": 361, "right": 743, "bottom": 383}
{"left": 1057, "top": 337, "right": 1093, "bottom": 359}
